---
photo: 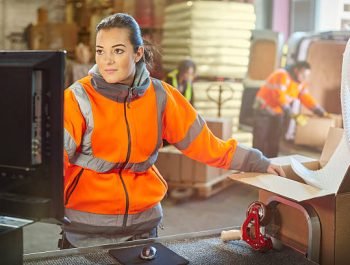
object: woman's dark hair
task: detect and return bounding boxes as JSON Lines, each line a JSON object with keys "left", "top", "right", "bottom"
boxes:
{"left": 293, "top": 61, "right": 311, "bottom": 70}
{"left": 286, "top": 61, "right": 311, "bottom": 81}
{"left": 177, "top": 59, "right": 196, "bottom": 76}
{"left": 96, "top": 13, "right": 154, "bottom": 69}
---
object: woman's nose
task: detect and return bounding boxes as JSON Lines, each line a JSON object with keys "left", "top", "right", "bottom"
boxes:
{"left": 104, "top": 52, "right": 115, "bottom": 64}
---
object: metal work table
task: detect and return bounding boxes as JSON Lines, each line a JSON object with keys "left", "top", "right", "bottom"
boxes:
{"left": 24, "top": 227, "right": 316, "bottom": 265}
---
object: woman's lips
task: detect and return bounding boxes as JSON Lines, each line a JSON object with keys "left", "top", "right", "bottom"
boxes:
{"left": 104, "top": 69, "right": 117, "bottom": 74}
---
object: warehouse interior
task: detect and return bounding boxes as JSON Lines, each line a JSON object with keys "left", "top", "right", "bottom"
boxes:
{"left": 1, "top": 0, "right": 350, "bottom": 264}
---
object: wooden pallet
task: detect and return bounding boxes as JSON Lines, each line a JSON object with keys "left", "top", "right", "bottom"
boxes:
{"left": 168, "top": 172, "right": 234, "bottom": 199}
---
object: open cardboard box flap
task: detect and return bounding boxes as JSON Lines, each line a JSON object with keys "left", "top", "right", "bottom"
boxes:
{"left": 230, "top": 127, "right": 348, "bottom": 202}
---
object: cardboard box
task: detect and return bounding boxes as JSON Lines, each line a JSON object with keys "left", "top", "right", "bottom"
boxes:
{"left": 28, "top": 23, "right": 78, "bottom": 54}
{"left": 156, "top": 146, "right": 222, "bottom": 184}
{"left": 205, "top": 117, "right": 233, "bottom": 141}
{"left": 294, "top": 114, "right": 342, "bottom": 148}
{"left": 193, "top": 162, "right": 222, "bottom": 183}
{"left": 155, "top": 146, "right": 182, "bottom": 182}
{"left": 230, "top": 127, "right": 350, "bottom": 265}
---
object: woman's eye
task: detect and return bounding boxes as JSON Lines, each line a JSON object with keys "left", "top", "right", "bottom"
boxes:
{"left": 96, "top": 49, "right": 104, "bottom": 55}
{"left": 114, "top": 48, "right": 124, "bottom": 54}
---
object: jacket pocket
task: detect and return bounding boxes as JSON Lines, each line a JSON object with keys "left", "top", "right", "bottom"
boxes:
{"left": 65, "top": 168, "right": 84, "bottom": 205}
{"left": 151, "top": 166, "right": 168, "bottom": 190}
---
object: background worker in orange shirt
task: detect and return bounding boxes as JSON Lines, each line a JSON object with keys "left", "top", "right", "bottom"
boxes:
{"left": 252, "top": 61, "right": 327, "bottom": 158}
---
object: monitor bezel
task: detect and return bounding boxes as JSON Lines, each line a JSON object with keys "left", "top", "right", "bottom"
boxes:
{"left": 0, "top": 50, "right": 65, "bottom": 223}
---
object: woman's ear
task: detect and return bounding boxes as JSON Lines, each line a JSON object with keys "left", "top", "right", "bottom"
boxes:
{"left": 135, "top": 46, "right": 144, "bottom": 63}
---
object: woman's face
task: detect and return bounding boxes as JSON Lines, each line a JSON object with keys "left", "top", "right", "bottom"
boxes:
{"left": 180, "top": 67, "right": 195, "bottom": 83}
{"left": 95, "top": 27, "right": 143, "bottom": 85}
{"left": 296, "top": 68, "right": 311, "bottom": 83}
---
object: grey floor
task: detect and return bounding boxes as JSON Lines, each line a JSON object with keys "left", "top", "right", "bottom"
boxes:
{"left": 23, "top": 141, "right": 321, "bottom": 254}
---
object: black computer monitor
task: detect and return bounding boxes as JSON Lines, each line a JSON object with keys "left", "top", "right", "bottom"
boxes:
{"left": 0, "top": 51, "right": 65, "bottom": 223}
{"left": 0, "top": 50, "right": 65, "bottom": 265}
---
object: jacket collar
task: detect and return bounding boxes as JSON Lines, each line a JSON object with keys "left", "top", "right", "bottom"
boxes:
{"left": 88, "top": 62, "right": 150, "bottom": 103}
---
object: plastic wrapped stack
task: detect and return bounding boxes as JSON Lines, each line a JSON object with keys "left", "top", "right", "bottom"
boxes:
{"left": 162, "top": 1, "right": 256, "bottom": 79}
{"left": 162, "top": 1, "right": 255, "bottom": 146}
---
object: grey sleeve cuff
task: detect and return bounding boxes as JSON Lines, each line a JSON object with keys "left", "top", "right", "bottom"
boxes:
{"left": 282, "top": 104, "right": 292, "bottom": 116}
{"left": 230, "top": 144, "right": 271, "bottom": 173}
{"left": 312, "top": 105, "right": 325, "bottom": 117}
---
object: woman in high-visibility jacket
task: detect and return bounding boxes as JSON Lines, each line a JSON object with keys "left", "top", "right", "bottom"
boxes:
{"left": 62, "top": 13, "right": 284, "bottom": 248}
{"left": 253, "top": 61, "right": 327, "bottom": 158}
{"left": 166, "top": 59, "right": 196, "bottom": 105}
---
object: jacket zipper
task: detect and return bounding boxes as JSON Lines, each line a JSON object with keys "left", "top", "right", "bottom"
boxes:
{"left": 119, "top": 88, "right": 133, "bottom": 228}
{"left": 65, "top": 168, "right": 84, "bottom": 205}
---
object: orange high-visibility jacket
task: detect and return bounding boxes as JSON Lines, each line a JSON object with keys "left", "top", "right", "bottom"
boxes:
{"left": 63, "top": 63, "right": 269, "bottom": 236}
{"left": 255, "top": 69, "right": 319, "bottom": 114}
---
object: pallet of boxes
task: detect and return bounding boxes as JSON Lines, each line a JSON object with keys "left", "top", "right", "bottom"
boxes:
{"left": 156, "top": 118, "right": 234, "bottom": 200}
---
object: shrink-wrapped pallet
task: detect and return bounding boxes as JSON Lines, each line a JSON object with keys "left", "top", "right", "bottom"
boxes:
{"left": 162, "top": 1, "right": 256, "bottom": 79}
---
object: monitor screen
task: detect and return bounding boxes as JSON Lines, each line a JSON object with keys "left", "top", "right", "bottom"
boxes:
{"left": 0, "top": 51, "right": 65, "bottom": 223}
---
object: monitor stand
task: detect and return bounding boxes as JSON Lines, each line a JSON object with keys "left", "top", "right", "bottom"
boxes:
{"left": 0, "top": 216, "right": 33, "bottom": 265}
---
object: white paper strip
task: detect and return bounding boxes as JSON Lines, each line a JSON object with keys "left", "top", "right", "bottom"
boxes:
{"left": 291, "top": 133, "right": 350, "bottom": 191}
{"left": 341, "top": 38, "right": 350, "bottom": 146}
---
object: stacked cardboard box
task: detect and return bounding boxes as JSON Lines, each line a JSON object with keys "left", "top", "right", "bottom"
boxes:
{"left": 162, "top": 1, "right": 255, "bottom": 79}
{"left": 28, "top": 23, "right": 78, "bottom": 54}
{"left": 294, "top": 114, "right": 343, "bottom": 149}
{"left": 205, "top": 117, "right": 233, "bottom": 141}
{"left": 155, "top": 145, "right": 232, "bottom": 199}
{"left": 155, "top": 117, "right": 236, "bottom": 197}
{"left": 155, "top": 145, "right": 225, "bottom": 184}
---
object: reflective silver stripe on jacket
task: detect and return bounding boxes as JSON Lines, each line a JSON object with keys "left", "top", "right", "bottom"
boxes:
{"left": 174, "top": 114, "right": 206, "bottom": 150}
{"left": 65, "top": 82, "right": 94, "bottom": 161}
{"left": 265, "top": 82, "right": 288, "bottom": 91}
{"left": 64, "top": 202, "right": 163, "bottom": 234}
{"left": 64, "top": 79, "right": 166, "bottom": 173}
{"left": 64, "top": 128, "right": 77, "bottom": 159}
{"left": 70, "top": 82, "right": 94, "bottom": 155}
{"left": 230, "top": 144, "right": 270, "bottom": 173}
{"left": 265, "top": 83, "right": 280, "bottom": 90}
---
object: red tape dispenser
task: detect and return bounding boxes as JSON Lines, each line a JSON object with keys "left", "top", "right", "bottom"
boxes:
{"left": 221, "top": 201, "right": 273, "bottom": 252}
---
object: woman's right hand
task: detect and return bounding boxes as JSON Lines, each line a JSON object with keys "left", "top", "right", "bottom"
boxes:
{"left": 267, "top": 164, "right": 286, "bottom": 177}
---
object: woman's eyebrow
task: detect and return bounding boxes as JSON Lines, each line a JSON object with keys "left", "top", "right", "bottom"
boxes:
{"left": 112, "top": 44, "right": 126, "bottom": 48}
{"left": 95, "top": 44, "right": 126, "bottom": 48}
